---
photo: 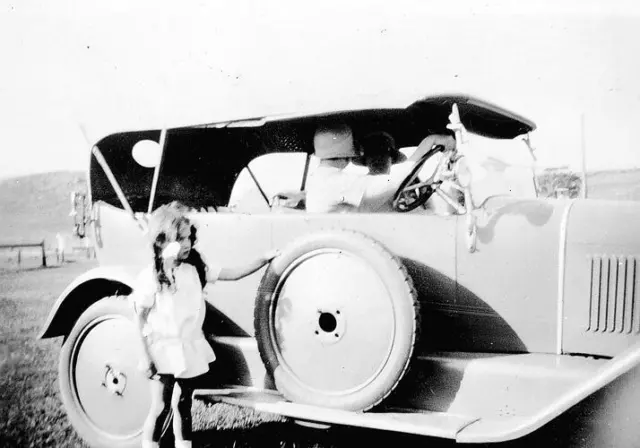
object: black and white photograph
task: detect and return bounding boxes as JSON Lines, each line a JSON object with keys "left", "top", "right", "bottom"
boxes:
{"left": 1, "top": 1, "right": 640, "bottom": 447}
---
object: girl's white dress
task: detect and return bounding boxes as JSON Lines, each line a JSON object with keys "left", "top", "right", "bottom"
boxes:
{"left": 131, "top": 263, "right": 219, "bottom": 379}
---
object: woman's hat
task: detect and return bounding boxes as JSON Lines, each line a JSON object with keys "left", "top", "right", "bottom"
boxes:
{"left": 353, "top": 131, "right": 406, "bottom": 165}
{"left": 313, "top": 124, "right": 359, "bottom": 159}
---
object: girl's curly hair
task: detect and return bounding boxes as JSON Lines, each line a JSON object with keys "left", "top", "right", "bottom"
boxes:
{"left": 148, "top": 202, "right": 208, "bottom": 291}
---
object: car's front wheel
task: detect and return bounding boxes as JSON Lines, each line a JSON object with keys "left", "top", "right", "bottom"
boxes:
{"left": 58, "top": 296, "right": 170, "bottom": 448}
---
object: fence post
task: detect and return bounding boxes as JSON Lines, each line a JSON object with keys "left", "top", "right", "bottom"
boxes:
{"left": 41, "top": 240, "right": 47, "bottom": 267}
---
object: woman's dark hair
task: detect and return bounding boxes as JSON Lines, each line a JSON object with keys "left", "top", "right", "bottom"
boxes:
{"left": 183, "top": 223, "right": 207, "bottom": 288}
{"left": 152, "top": 231, "right": 172, "bottom": 290}
{"left": 184, "top": 248, "right": 208, "bottom": 288}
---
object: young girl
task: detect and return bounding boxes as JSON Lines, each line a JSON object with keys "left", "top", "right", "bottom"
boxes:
{"left": 130, "top": 202, "right": 279, "bottom": 448}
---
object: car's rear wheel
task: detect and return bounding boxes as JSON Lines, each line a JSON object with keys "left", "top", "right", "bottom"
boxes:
{"left": 59, "top": 296, "right": 172, "bottom": 448}
{"left": 255, "top": 230, "right": 420, "bottom": 411}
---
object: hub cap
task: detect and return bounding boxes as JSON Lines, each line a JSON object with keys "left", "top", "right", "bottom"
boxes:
{"left": 73, "top": 316, "right": 150, "bottom": 437}
{"left": 272, "top": 250, "right": 395, "bottom": 394}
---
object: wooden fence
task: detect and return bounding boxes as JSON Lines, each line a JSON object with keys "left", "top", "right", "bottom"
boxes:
{"left": 0, "top": 240, "right": 96, "bottom": 269}
{"left": 61, "top": 245, "right": 96, "bottom": 262}
{"left": 0, "top": 241, "right": 47, "bottom": 268}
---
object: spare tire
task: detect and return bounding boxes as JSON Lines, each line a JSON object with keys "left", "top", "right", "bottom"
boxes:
{"left": 254, "top": 230, "right": 420, "bottom": 411}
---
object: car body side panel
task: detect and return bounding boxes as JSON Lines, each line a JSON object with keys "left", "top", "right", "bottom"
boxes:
{"left": 200, "top": 198, "right": 566, "bottom": 354}
{"left": 92, "top": 202, "right": 151, "bottom": 270}
{"left": 454, "top": 197, "right": 567, "bottom": 353}
{"left": 92, "top": 203, "right": 274, "bottom": 336}
{"left": 191, "top": 212, "right": 274, "bottom": 336}
{"left": 562, "top": 200, "right": 640, "bottom": 357}
{"left": 92, "top": 209, "right": 457, "bottom": 341}
{"left": 91, "top": 197, "right": 567, "bottom": 355}
{"left": 269, "top": 212, "right": 458, "bottom": 353}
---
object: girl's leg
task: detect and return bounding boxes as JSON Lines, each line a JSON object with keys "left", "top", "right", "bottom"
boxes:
{"left": 172, "top": 378, "right": 194, "bottom": 448}
{"left": 142, "top": 375, "right": 175, "bottom": 446}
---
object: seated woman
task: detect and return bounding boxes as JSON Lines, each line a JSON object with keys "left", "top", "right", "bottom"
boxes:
{"left": 305, "top": 123, "right": 456, "bottom": 213}
{"left": 352, "top": 131, "right": 406, "bottom": 175}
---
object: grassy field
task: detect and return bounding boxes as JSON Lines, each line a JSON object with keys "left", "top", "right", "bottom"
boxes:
{"left": 0, "top": 259, "right": 287, "bottom": 448}
{"left": 0, "top": 259, "right": 356, "bottom": 448}
{"left": 0, "top": 259, "right": 291, "bottom": 448}
{"left": 0, "top": 261, "right": 94, "bottom": 448}
{"left": 0, "top": 259, "right": 448, "bottom": 448}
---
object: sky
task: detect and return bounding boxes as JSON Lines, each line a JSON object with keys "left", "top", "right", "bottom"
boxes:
{"left": 1, "top": 0, "right": 640, "bottom": 179}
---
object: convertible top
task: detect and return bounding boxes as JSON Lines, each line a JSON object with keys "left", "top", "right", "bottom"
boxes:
{"left": 89, "top": 93, "right": 535, "bottom": 148}
{"left": 87, "top": 93, "right": 536, "bottom": 213}
{"left": 414, "top": 94, "right": 535, "bottom": 138}
{"left": 251, "top": 94, "right": 535, "bottom": 139}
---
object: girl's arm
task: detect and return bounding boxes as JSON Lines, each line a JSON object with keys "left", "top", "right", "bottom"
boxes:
{"left": 214, "top": 249, "right": 280, "bottom": 282}
{"left": 130, "top": 267, "right": 157, "bottom": 377}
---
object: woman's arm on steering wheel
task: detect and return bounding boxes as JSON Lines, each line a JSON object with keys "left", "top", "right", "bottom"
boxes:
{"left": 408, "top": 134, "right": 456, "bottom": 162}
{"left": 358, "top": 134, "right": 456, "bottom": 211}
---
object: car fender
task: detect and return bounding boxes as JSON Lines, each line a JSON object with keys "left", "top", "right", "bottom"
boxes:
{"left": 39, "top": 265, "right": 138, "bottom": 339}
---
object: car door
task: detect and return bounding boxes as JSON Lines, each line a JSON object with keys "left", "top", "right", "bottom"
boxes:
{"left": 455, "top": 196, "right": 566, "bottom": 354}
{"left": 192, "top": 212, "right": 273, "bottom": 336}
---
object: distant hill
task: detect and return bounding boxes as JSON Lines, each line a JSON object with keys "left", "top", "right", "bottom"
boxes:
{"left": 0, "top": 171, "right": 87, "bottom": 247}
{"left": 536, "top": 168, "right": 640, "bottom": 201}
{"left": 586, "top": 169, "right": 640, "bottom": 201}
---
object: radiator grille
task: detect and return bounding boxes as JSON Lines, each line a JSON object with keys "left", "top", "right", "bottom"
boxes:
{"left": 587, "top": 255, "right": 640, "bottom": 333}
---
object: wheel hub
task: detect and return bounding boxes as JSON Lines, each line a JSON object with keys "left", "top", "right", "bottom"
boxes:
{"left": 102, "top": 364, "right": 127, "bottom": 396}
{"left": 314, "top": 308, "right": 346, "bottom": 344}
{"left": 72, "top": 315, "right": 151, "bottom": 436}
{"left": 272, "top": 250, "right": 395, "bottom": 393}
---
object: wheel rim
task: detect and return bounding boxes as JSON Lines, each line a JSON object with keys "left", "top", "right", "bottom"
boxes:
{"left": 271, "top": 249, "right": 395, "bottom": 395}
{"left": 70, "top": 314, "right": 151, "bottom": 439}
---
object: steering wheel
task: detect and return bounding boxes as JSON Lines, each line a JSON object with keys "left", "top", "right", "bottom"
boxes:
{"left": 392, "top": 145, "right": 449, "bottom": 212}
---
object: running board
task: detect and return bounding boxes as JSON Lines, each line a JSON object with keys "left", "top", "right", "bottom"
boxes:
{"left": 204, "top": 339, "right": 640, "bottom": 443}
{"left": 193, "top": 388, "right": 479, "bottom": 440}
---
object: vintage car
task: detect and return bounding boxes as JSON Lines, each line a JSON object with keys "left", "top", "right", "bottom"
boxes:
{"left": 40, "top": 94, "right": 640, "bottom": 447}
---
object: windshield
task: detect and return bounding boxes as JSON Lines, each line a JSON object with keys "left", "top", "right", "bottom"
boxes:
{"left": 460, "top": 135, "right": 538, "bottom": 205}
